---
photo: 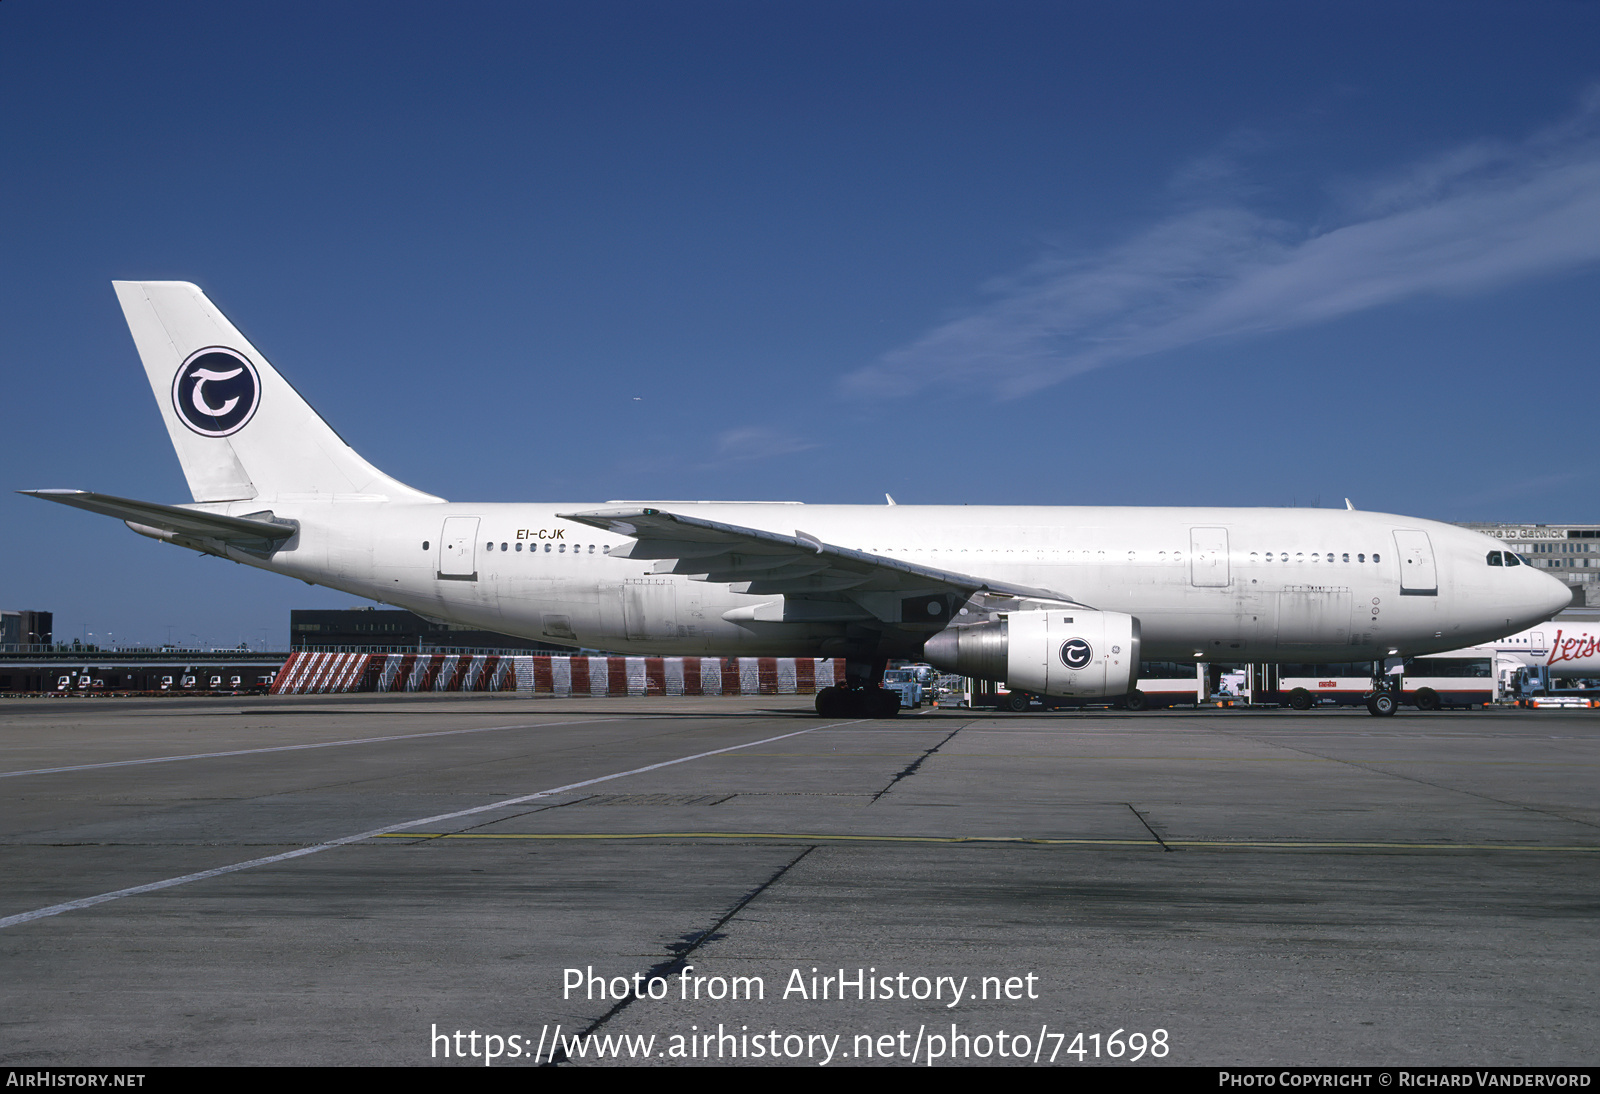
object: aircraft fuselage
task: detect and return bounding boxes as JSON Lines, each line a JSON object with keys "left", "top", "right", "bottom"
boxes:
{"left": 188, "top": 498, "right": 1566, "bottom": 663}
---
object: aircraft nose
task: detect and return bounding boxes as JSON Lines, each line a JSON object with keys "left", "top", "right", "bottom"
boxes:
{"left": 1538, "top": 572, "right": 1575, "bottom": 617}
{"left": 1496, "top": 569, "right": 1572, "bottom": 636}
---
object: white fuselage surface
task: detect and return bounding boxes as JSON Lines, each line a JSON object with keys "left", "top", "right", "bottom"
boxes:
{"left": 198, "top": 497, "right": 1566, "bottom": 664}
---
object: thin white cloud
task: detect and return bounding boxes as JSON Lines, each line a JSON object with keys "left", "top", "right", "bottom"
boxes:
{"left": 847, "top": 94, "right": 1600, "bottom": 400}
{"left": 714, "top": 426, "right": 819, "bottom": 462}
{"left": 1450, "top": 470, "right": 1592, "bottom": 510}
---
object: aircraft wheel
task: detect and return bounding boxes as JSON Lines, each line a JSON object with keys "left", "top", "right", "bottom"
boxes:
{"left": 1415, "top": 688, "right": 1440, "bottom": 711}
{"left": 1366, "top": 692, "right": 1397, "bottom": 717}
{"left": 815, "top": 687, "right": 849, "bottom": 717}
{"left": 1004, "top": 692, "right": 1031, "bottom": 713}
{"left": 1289, "top": 688, "right": 1313, "bottom": 711}
{"left": 1123, "top": 689, "right": 1148, "bottom": 712}
{"left": 870, "top": 688, "right": 902, "bottom": 718}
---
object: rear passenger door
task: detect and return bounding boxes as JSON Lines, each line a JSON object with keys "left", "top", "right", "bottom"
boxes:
{"left": 438, "top": 516, "right": 480, "bottom": 581}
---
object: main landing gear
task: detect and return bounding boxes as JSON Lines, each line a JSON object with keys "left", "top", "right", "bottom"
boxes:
{"left": 815, "top": 686, "right": 901, "bottom": 718}
{"left": 815, "top": 655, "right": 902, "bottom": 718}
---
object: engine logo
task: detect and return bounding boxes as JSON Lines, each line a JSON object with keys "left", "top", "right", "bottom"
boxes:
{"left": 1060, "top": 638, "right": 1094, "bottom": 670}
{"left": 172, "top": 347, "right": 261, "bottom": 437}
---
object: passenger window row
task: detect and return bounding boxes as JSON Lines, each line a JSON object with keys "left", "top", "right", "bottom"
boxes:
{"left": 419, "top": 540, "right": 599, "bottom": 555}
{"left": 484, "top": 541, "right": 598, "bottom": 555}
{"left": 1251, "top": 552, "right": 1380, "bottom": 564}
{"left": 412, "top": 543, "right": 1528, "bottom": 571}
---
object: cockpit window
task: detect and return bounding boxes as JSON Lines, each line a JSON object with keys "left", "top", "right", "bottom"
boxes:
{"left": 1487, "top": 551, "right": 1503, "bottom": 566}
{"left": 1507, "top": 553, "right": 1525, "bottom": 567}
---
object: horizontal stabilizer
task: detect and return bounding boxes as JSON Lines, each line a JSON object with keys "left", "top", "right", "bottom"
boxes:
{"left": 20, "top": 489, "right": 297, "bottom": 548}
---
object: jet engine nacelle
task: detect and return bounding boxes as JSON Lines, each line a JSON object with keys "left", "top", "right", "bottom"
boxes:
{"left": 923, "top": 609, "right": 1141, "bottom": 698}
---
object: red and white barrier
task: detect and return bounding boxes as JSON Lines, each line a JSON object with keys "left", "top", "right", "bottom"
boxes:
{"left": 271, "top": 653, "right": 842, "bottom": 696}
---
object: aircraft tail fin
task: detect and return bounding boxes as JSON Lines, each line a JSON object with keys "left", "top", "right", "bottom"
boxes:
{"left": 112, "top": 281, "right": 440, "bottom": 504}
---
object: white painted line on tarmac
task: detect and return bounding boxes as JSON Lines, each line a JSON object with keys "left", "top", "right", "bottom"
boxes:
{"left": 0, "top": 720, "right": 857, "bottom": 930}
{"left": 0, "top": 718, "right": 628, "bottom": 778}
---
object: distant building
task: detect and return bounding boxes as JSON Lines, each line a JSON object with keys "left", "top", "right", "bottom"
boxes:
{"left": 1, "top": 609, "right": 52, "bottom": 650}
{"left": 290, "top": 608, "right": 571, "bottom": 654}
{"left": 1454, "top": 522, "right": 1599, "bottom": 606}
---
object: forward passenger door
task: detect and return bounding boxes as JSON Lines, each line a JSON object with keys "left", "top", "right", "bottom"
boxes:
{"left": 1392, "top": 530, "right": 1438, "bottom": 596}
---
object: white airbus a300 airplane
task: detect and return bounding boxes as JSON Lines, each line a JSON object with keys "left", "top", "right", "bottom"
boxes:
{"left": 25, "top": 282, "right": 1572, "bottom": 716}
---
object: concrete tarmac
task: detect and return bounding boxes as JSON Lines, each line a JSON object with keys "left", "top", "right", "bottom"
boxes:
{"left": 0, "top": 693, "right": 1596, "bottom": 1067}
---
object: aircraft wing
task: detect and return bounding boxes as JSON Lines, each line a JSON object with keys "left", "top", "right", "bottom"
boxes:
{"left": 20, "top": 490, "right": 297, "bottom": 551}
{"left": 559, "top": 507, "right": 1084, "bottom": 627}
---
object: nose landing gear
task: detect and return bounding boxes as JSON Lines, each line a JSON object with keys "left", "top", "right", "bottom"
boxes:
{"left": 1363, "top": 657, "right": 1401, "bottom": 716}
{"left": 1365, "top": 691, "right": 1397, "bottom": 716}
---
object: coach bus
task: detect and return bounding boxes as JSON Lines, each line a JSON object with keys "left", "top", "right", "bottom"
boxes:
{"left": 1399, "top": 654, "right": 1496, "bottom": 709}
{"left": 1265, "top": 654, "right": 1495, "bottom": 710}
{"left": 1269, "top": 662, "right": 1376, "bottom": 709}
{"left": 1121, "top": 661, "right": 1207, "bottom": 710}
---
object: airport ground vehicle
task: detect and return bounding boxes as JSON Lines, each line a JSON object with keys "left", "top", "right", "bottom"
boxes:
{"left": 1400, "top": 654, "right": 1496, "bottom": 709}
{"left": 958, "top": 660, "right": 1205, "bottom": 711}
{"left": 880, "top": 667, "right": 926, "bottom": 708}
{"left": 959, "top": 679, "right": 1049, "bottom": 712}
{"left": 1268, "top": 661, "right": 1383, "bottom": 709}
{"left": 4, "top": 660, "right": 279, "bottom": 696}
{"left": 956, "top": 645, "right": 1556, "bottom": 714}
{"left": 1258, "top": 656, "right": 1496, "bottom": 709}
{"left": 24, "top": 282, "right": 1572, "bottom": 718}
{"left": 1252, "top": 619, "right": 1598, "bottom": 710}
{"left": 1121, "top": 660, "right": 1207, "bottom": 710}
{"left": 1388, "top": 619, "right": 1600, "bottom": 704}
{"left": 1510, "top": 664, "right": 1600, "bottom": 701}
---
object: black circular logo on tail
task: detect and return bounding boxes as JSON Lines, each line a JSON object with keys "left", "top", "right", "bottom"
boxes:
{"left": 1060, "top": 638, "right": 1094, "bottom": 670}
{"left": 172, "top": 348, "right": 261, "bottom": 437}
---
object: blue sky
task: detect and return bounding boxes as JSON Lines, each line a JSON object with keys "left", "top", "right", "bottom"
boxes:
{"left": 4, "top": 1, "right": 1599, "bottom": 649}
